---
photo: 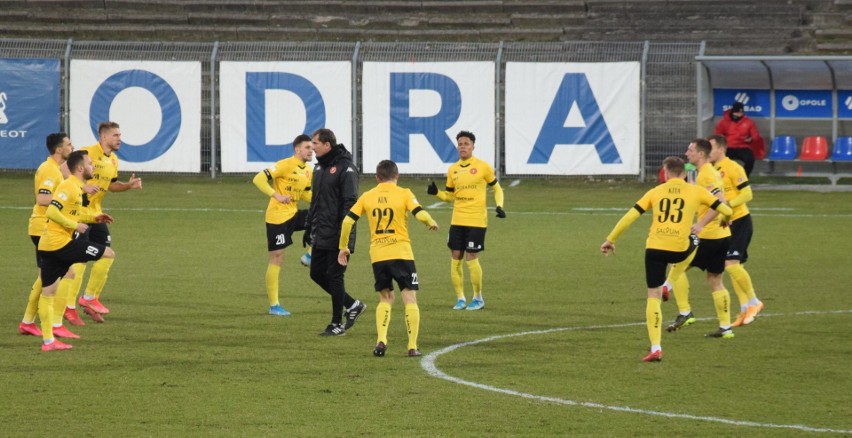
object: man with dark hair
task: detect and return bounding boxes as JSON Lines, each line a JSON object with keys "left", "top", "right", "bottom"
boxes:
{"left": 427, "top": 130, "right": 505, "bottom": 311}
{"left": 601, "top": 156, "right": 732, "bottom": 362}
{"left": 714, "top": 101, "right": 763, "bottom": 176}
{"left": 19, "top": 133, "right": 75, "bottom": 338}
{"left": 37, "top": 150, "right": 116, "bottom": 351}
{"left": 338, "top": 160, "right": 438, "bottom": 357}
{"left": 68, "top": 121, "right": 142, "bottom": 323}
{"left": 306, "top": 128, "right": 366, "bottom": 336}
{"left": 252, "top": 134, "right": 314, "bottom": 316}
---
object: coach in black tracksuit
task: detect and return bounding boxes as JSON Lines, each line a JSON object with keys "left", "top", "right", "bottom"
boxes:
{"left": 306, "top": 128, "right": 366, "bottom": 336}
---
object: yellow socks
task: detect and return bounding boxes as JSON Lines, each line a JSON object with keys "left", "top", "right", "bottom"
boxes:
{"left": 466, "top": 259, "right": 482, "bottom": 297}
{"left": 70, "top": 263, "right": 86, "bottom": 304}
{"left": 265, "top": 264, "right": 280, "bottom": 306}
{"left": 712, "top": 289, "right": 732, "bottom": 328}
{"left": 726, "top": 263, "right": 755, "bottom": 312}
{"left": 23, "top": 276, "right": 42, "bottom": 323}
{"left": 376, "top": 302, "right": 391, "bottom": 344}
{"left": 405, "top": 303, "right": 420, "bottom": 350}
{"left": 52, "top": 277, "right": 75, "bottom": 325}
{"left": 672, "top": 273, "right": 691, "bottom": 315}
{"left": 646, "top": 297, "right": 662, "bottom": 348}
{"left": 451, "top": 259, "right": 464, "bottom": 299}
{"left": 38, "top": 294, "right": 55, "bottom": 341}
{"left": 86, "top": 258, "right": 114, "bottom": 298}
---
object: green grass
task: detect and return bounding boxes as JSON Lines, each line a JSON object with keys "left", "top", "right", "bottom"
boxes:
{"left": 1, "top": 173, "right": 850, "bottom": 436}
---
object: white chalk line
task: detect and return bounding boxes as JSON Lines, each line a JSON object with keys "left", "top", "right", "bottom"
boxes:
{"left": 421, "top": 309, "right": 852, "bottom": 435}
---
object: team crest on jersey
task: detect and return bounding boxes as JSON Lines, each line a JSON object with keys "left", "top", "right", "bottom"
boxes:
{"left": 470, "top": 168, "right": 478, "bottom": 174}
{"left": 719, "top": 171, "right": 726, "bottom": 177}
{"left": 330, "top": 167, "right": 337, "bottom": 174}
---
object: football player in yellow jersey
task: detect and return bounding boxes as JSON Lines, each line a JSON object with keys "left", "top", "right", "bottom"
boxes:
{"left": 601, "top": 156, "right": 732, "bottom": 362}
{"left": 338, "top": 160, "right": 439, "bottom": 357}
{"left": 427, "top": 131, "right": 505, "bottom": 311}
{"left": 68, "top": 122, "right": 141, "bottom": 323}
{"left": 252, "top": 134, "right": 314, "bottom": 316}
{"left": 709, "top": 135, "right": 764, "bottom": 326}
{"left": 19, "top": 133, "right": 74, "bottom": 338}
{"left": 37, "top": 150, "right": 115, "bottom": 351}
{"left": 662, "top": 139, "right": 735, "bottom": 339}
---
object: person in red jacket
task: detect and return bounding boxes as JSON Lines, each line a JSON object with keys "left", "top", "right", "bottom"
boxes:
{"left": 714, "top": 101, "right": 764, "bottom": 176}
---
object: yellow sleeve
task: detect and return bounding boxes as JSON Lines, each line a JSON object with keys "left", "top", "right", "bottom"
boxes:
{"left": 414, "top": 209, "right": 437, "bottom": 227}
{"left": 714, "top": 201, "right": 733, "bottom": 217}
{"left": 339, "top": 215, "right": 357, "bottom": 250}
{"left": 606, "top": 207, "right": 642, "bottom": 243}
{"left": 436, "top": 190, "right": 453, "bottom": 202}
{"left": 46, "top": 203, "right": 78, "bottom": 230}
{"left": 729, "top": 185, "right": 752, "bottom": 208}
{"left": 252, "top": 171, "right": 275, "bottom": 197}
{"left": 301, "top": 189, "right": 312, "bottom": 203}
{"left": 491, "top": 181, "right": 504, "bottom": 208}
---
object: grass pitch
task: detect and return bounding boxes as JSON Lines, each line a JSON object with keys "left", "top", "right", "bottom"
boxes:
{"left": 0, "top": 174, "right": 850, "bottom": 436}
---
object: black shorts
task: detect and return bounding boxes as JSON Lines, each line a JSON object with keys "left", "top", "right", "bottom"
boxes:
{"left": 727, "top": 214, "right": 753, "bottom": 263}
{"left": 39, "top": 239, "right": 107, "bottom": 286}
{"left": 644, "top": 234, "right": 698, "bottom": 288}
{"left": 690, "top": 236, "right": 729, "bottom": 274}
{"left": 80, "top": 222, "right": 111, "bottom": 246}
{"left": 31, "top": 235, "right": 42, "bottom": 268}
{"left": 371, "top": 259, "right": 419, "bottom": 292}
{"left": 447, "top": 225, "right": 486, "bottom": 253}
{"left": 266, "top": 210, "right": 309, "bottom": 251}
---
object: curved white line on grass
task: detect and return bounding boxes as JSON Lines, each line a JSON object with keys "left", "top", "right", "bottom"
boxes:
{"left": 422, "top": 310, "right": 852, "bottom": 434}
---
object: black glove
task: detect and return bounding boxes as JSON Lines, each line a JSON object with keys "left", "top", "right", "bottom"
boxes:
{"left": 302, "top": 227, "right": 312, "bottom": 248}
{"left": 427, "top": 181, "right": 438, "bottom": 195}
{"left": 495, "top": 206, "right": 506, "bottom": 218}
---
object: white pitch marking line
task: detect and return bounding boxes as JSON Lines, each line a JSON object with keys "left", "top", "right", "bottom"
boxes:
{"left": 421, "top": 310, "right": 852, "bottom": 434}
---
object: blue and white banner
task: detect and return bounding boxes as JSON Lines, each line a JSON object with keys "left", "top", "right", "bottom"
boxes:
{"left": 713, "top": 89, "right": 770, "bottom": 117}
{"left": 361, "top": 62, "right": 495, "bottom": 174}
{"left": 505, "top": 62, "right": 640, "bottom": 175}
{"left": 840, "top": 90, "right": 852, "bottom": 119}
{"left": 0, "top": 58, "right": 60, "bottom": 169}
{"left": 219, "top": 61, "right": 351, "bottom": 173}
{"left": 70, "top": 60, "right": 201, "bottom": 172}
{"left": 775, "top": 90, "right": 833, "bottom": 118}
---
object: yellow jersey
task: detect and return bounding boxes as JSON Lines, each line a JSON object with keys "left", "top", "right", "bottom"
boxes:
{"left": 28, "top": 157, "right": 63, "bottom": 237}
{"left": 695, "top": 162, "right": 731, "bottom": 240}
{"left": 38, "top": 177, "right": 88, "bottom": 251}
{"left": 81, "top": 143, "right": 119, "bottom": 214}
{"left": 260, "top": 156, "right": 312, "bottom": 224}
{"left": 715, "top": 157, "right": 751, "bottom": 221}
{"left": 347, "top": 182, "right": 423, "bottom": 263}
{"left": 445, "top": 156, "right": 497, "bottom": 228}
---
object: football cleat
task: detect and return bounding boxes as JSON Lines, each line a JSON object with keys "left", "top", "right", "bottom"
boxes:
{"left": 319, "top": 323, "right": 346, "bottom": 337}
{"left": 452, "top": 298, "right": 467, "bottom": 310}
{"left": 269, "top": 304, "right": 291, "bottom": 316}
{"left": 18, "top": 322, "right": 42, "bottom": 337}
{"left": 407, "top": 348, "right": 422, "bottom": 357}
{"left": 78, "top": 296, "right": 109, "bottom": 314}
{"left": 81, "top": 305, "right": 105, "bottom": 323}
{"left": 466, "top": 297, "right": 484, "bottom": 311}
{"left": 344, "top": 300, "right": 367, "bottom": 330}
{"left": 64, "top": 307, "right": 85, "bottom": 326}
{"left": 743, "top": 300, "right": 764, "bottom": 325}
{"left": 666, "top": 312, "right": 695, "bottom": 332}
{"left": 41, "top": 339, "right": 73, "bottom": 352}
{"left": 731, "top": 312, "right": 747, "bottom": 327}
{"left": 373, "top": 342, "right": 386, "bottom": 357}
{"left": 300, "top": 252, "right": 311, "bottom": 267}
{"left": 52, "top": 325, "right": 80, "bottom": 339}
{"left": 705, "top": 327, "right": 735, "bottom": 339}
{"left": 642, "top": 350, "right": 662, "bottom": 362}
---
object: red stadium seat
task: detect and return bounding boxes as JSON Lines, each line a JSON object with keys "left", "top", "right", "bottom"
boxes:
{"left": 799, "top": 136, "right": 829, "bottom": 161}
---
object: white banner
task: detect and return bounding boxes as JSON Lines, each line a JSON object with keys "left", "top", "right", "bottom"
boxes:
{"left": 219, "top": 61, "right": 351, "bottom": 173}
{"left": 505, "top": 62, "right": 640, "bottom": 175}
{"left": 70, "top": 60, "right": 201, "bottom": 172}
{"left": 361, "top": 62, "right": 495, "bottom": 174}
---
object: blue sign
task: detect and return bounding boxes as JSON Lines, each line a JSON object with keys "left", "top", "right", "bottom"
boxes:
{"left": 89, "top": 69, "right": 182, "bottom": 162}
{"left": 245, "top": 72, "right": 325, "bottom": 162}
{"left": 0, "top": 58, "right": 60, "bottom": 169}
{"left": 775, "top": 90, "right": 833, "bottom": 119}
{"left": 713, "top": 89, "right": 770, "bottom": 117}
{"left": 837, "top": 90, "right": 852, "bottom": 119}
{"left": 389, "top": 72, "right": 460, "bottom": 163}
{"left": 528, "top": 73, "right": 621, "bottom": 164}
